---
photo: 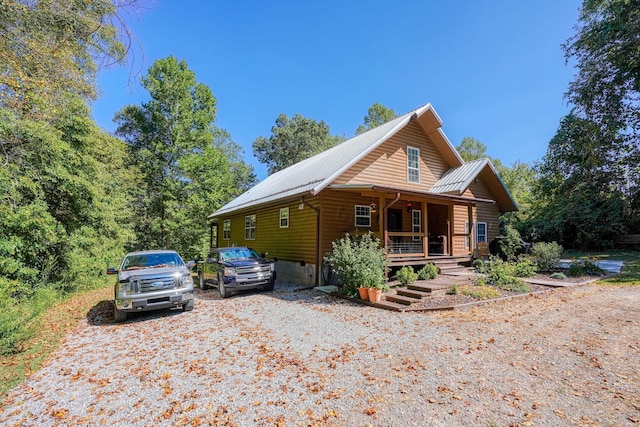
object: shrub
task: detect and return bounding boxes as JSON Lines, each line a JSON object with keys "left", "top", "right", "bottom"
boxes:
{"left": 476, "top": 257, "right": 530, "bottom": 292}
{"left": 395, "top": 266, "right": 418, "bottom": 285}
{"left": 567, "top": 258, "right": 605, "bottom": 277}
{"left": 447, "top": 284, "right": 459, "bottom": 295}
{"left": 472, "top": 258, "right": 486, "bottom": 272}
{"left": 513, "top": 257, "right": 537, "bottom": 277}
{"left": 530, "top": 241, "right": 563, "bottom": 272}
{"left": 499, "top": 224, "right": 523, "bottom": 261}
{"left": 550, "top": 272, "right": 567, "bottom": 280}
{"left": 325, "top": 232, "right": 388, "bottom": 297}
{"left": 417, "top": 263, "right": 439, "bottom": 280}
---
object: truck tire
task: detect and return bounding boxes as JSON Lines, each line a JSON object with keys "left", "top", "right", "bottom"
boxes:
{"left": 113, "top": 303, "right": 127, "bottom": 323}
{"left": 199, "top": 272, "right": 207, "bottom": 290}
{"left": 183, "top": 299, "right": 194, "bottom": 312}
{"left": 218, "top": 273, "right": 228, "bottom": 298}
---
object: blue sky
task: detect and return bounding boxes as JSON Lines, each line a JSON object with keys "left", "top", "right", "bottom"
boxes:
{"left": 93, "top": 0, "right": 582, "bottom": 181}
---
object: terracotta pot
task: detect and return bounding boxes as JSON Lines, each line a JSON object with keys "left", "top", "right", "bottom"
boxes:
{"left": 358, "top": 287, "right": 369, "bottom": 299}
{"left": 368, "top": 288, "right": 382, "bottom": 302}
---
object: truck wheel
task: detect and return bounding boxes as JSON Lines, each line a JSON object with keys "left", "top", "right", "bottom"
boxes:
{"left": 199, "top": 272, "right": 207, "bottom": 290}
{"left": 113, "top": 303, "right": 127, "bottom": 323}
{"left": 218, "top": 274, "right": 228, "bottom": 298}
{"left": 183, "top": 299, "right": 194, "bottom": 312}
{"left": 264, "top": 281, "right": 275, "bottom": 291}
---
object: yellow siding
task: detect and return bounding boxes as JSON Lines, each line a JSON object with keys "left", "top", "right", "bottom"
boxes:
{"left": 215, "top": 197, "right": 319, "bottom": 264}
{"left": 334, "top": 121, "right": 450, "bottom": 189}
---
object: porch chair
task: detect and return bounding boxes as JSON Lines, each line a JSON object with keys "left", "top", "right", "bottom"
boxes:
{"left": 474, "top": 242, "right": 490, "bottom": 261}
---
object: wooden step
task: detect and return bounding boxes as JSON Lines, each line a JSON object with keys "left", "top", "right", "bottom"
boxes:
{"left": 372, "top": 300, "right": 409, "bottom": 312}
{"left": 396, "top": 288, "right": 432, "bottom": 299}
{"left": 407, "top": 283, "right": 450, "bottom": 295}
{"left": 384, "top": 293, "right": 420, "bottom": 305}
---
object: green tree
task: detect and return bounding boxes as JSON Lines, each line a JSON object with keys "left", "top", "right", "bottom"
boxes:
{"left": 253, "top": 113, "right": 342, "bottom": 175}
{"left": 560, "top": 0, "right": 640, "bottom": 232}
{"left": 355, "top": 102, "right": 396, "bottom": 134}
{"left": 115, "top": 56, "right": 255, "bottom": 259}
{"left": 531, "top": 114, "right": 626, "bottom": 248}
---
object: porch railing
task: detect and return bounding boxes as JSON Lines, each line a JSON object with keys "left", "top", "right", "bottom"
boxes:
{"left": 386, "top": 232, "right": 449, "bottom": 257}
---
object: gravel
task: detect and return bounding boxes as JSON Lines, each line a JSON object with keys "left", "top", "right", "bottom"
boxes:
{"left": 1, "top": 282, "right": 639, "bottom": 426}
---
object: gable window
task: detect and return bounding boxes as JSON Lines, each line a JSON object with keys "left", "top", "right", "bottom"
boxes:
{"left": 223, "top": 219, "right": 231, "bottom": 240}
{"left": 476, "top": 222, "right": 487, "bottom": 243}
{"left": 412, "top": 210, "right": 422, "bottom": 241}
{"left": 244, "top": 215, "right": 256, "bottom": 240}
{"left": 355, "top": 205, "right": 371, "bottom": 227}
{"left": 407, "top": 146, "right": 420, "bottom": 183}
{"left": 279, "top": 207, "right": 289, "bottom": 228}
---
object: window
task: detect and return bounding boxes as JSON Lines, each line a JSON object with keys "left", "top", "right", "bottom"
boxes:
{"left": 279, "top": 207, "right": 289, "bottom": 228}
{"left": 223, "top": 219, "right": 231, "bottom": 240}
{"left": 244, "top": 215, "right": 256, "bottom": 240}
{"left": 476, "top": 222, "right": 487, "bottom": 243}
{"left": 407, "top": 146, "right": 420, "bottom": 183}
{"left": 355, "top": 205, "right": 371, "bottom": 227}
{"left": 412, "top": 210, "right": 422, "bottom": 241}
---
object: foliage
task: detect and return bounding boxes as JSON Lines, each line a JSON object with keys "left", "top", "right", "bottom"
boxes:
{"left": 0, "top": 0, "right": 136, "bottom": 120}
{"left": 498, "top": 224, "right": 523, "bottom": 262}
{"left": 461, "top": 285, "right": 501, "bottom": 299}
{"left": 253, "top": 113, "right": 343, "bottom": 175}
{"left": 568, "top": 258, "right": 605, "bottom": 277}
{"left": 472, "top": 258, "right": 485, "bottom": 272}
{"left": 417, "top": 263, "right": 439, "bottom": 280}
{"left": 531, "top": 115, "right": 628, "bottom": 248}
{"left": 447, "top": 284, "right": 459, "bottom": 295}
{"left": 355, "top": 103, "right": 396, "bottom": 135}
{"left": 395, "top": 266, "right": 418, "bottom": 285}
{"left": 530, "top": 242, "right": 563, "bottom": 272}
{"left": 476, "top": 257, "right": 529, "bottom": 292}
{"left": 550, "top": 272, "right": 567, "bottom": 280}
{"left": 513, "top": 257, "right": 538, "bottom": 278}
{"left": 325, "top": 232, "right": 388, "bottom": 297}
{"left": 115, "top": 56, "right": 255, "bottom": 260}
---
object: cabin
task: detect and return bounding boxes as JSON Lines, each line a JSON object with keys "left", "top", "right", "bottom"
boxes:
{"left": 207, "top": 103, "right": 517, "bottom": 286}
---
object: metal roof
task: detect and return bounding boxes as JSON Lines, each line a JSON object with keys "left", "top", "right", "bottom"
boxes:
{"left": 430, "top": 158, "right": 489, "bottom": 194}
{"left": 209, "top": 103, "right": 450, "bottom": 218}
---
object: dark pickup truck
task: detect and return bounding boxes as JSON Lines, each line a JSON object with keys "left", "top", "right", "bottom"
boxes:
{"left": 198, "top": 246, "right": 276, "bottom": 298}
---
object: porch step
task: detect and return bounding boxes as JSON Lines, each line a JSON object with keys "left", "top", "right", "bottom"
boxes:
{"left": 396, "top": 288, "right": 432, "bottom": 299}
{"left": 372, "top": 300, "right": 410, "bottom": 312}
{"left": 407, "top": 283, "right": 450, "bottom": 295}
{"left": 384, "top": 293, "right": 420, "bottom": 305}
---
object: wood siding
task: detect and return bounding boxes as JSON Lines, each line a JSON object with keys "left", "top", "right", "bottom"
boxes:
{"left": 215, "top": 197, "right": 319, "bottom": 264}
{"left": 333, "top": 121, "right": 450, "bottom": 189}
{"left": 464, "top": 180, "right": 501, "bottom": 242}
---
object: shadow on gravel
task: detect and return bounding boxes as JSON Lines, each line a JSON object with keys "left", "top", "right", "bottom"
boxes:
{"left": 86, "top": 300, "right": 189, "bottom": 326}
{"left": 195, "top": 283, "right": 337, "bottom": 308}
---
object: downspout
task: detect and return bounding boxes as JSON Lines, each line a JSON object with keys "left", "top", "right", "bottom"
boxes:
{"left": 301, "top": 196, "right": 321, "bottom": 287}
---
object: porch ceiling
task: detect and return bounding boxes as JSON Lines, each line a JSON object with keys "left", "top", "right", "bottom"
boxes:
{"left": 327, "top": 184, "right": 496, "bottom": 206}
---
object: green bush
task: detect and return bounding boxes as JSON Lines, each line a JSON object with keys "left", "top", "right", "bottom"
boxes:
{"left": 531, "top": 241, "right": 563, "bottom": 272}
{"left": 499, "top": 224, "right": 523, "bottom": 262}
{"left": 325, "top": 232, "right": 388, "bottom": 297}
{"left": 395, "top": 266, "right": 418, "bottom": 285}
{"left": 472, "top": 258, "right": 486, "bottom": 272}
{"left": 550, "top": 272, "right": 567, "bottom": 280}
{"left": 567, "top": 258, "right": 605, "bottom": 277}
{"left": 513, "top": 257, "right": 537, "bottom": 277}
{"left": 476, "top": 257, "right": 530, "bottom": 292}
{"left": 417, "top": 263, "right": 439, "bottom": 280}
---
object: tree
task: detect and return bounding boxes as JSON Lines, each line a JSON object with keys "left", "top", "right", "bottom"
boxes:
{"left": 531, "top": 114, "right": 627, "bottom": 248}
{"left": 561, "top": 0, "right": 640, "bottom": 232}
{"left": 355, "top": 103, "right": 396, "bottom": 134}
{"left": 253, "top": 113, "right": 342, "bottom": 175}
{"left": 115, "top": 56, "right": 255, "bottom": 258}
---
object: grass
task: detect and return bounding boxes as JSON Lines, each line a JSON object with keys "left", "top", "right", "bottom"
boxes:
{"left": 0, "top": 286, "right": 112, "bottom": 403}
{"left": 562, "top": 250, "right": 640, "bottom": 285}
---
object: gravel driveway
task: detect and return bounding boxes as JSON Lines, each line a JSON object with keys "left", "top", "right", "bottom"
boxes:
{"left": 2, "top": 283, "right": 639, "bottom": 426}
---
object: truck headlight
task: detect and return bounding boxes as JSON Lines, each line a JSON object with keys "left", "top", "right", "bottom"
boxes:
{"left": 269, "top": 263, "right": 275, "bottom": 272}
{"left": 223, "top": 267, "right": 235, "bottom": 276}
{"left": 118, "top": 280, "right": 132, "bottom": 295}
{"left": 180, "top": 273, "right": 194, "bottom": 287}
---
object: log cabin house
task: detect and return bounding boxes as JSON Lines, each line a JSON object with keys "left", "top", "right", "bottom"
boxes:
{"left": 207, "top": 103, "right": 518, "bottom": 286}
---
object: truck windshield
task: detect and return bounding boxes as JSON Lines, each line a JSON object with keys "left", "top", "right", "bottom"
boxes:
{"left": 219, "top": 248, "right": 259, "bottom": 261}
{"left": 122, "top": 253, "right": 183, "bottom": 270}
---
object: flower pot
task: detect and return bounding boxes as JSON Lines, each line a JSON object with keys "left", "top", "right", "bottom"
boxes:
{"left": 358, "top": 287, "right": 369, "bottom": 299}
{"left": 368, "top": 288, "right": 382, "bottom": 302}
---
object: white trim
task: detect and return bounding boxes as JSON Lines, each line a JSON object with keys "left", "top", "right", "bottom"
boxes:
{"left": 244, "top": 214, "right": 256, "bottom": 240}
{"left": 355, "top": 205, "right": 372, "bottom": 227}
{"left": 476, "top": 222, "right": 487, "bottom": 243}
{"left": 407, "top": 146, "right": 420, "bottom": 183}
{"left": 223, "top": 219, "right": 231, "bottom": 240}
{"left": 412, "top": 209, "right": 422, "bottom": 241}
{"left": 279, "top": 207, "right": 289, "bottom": 228}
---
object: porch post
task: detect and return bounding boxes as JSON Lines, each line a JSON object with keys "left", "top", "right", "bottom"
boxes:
{"left": 422, "top": 202, "right": 428, "bottom": 256}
